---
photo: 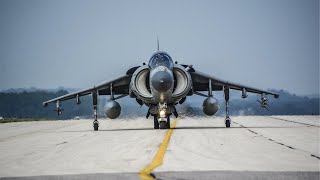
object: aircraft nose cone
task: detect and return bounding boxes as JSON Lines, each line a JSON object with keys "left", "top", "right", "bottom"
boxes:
{"left": 151, "top": 70, "right": 173, "bottom": 92}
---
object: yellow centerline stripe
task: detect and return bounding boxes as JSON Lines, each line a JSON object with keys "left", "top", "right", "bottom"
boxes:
{"left": 139, "top": 118, "right": 178, "bottom": 180}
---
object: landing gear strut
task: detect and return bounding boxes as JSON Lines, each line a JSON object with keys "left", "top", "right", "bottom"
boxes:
{"left": 224, "top": 86, "right": 231, "bottom": 128}
{"left": 92, "top": 90, "right": 99, "bottom": 131}
{"left": 166, "top": 116, "right": 171, "bottom": 129}
{"left": 153, "top": 115, "right": 159, "bottom": 129}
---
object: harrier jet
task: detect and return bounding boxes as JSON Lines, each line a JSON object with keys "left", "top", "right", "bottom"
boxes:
{"left": 43, "top": 41, "right": 279, "bottom": 130}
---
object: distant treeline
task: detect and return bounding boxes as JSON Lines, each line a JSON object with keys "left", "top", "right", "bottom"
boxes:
{"left": 178, "top": 89, "right": 319, "bottom": 117}
{"left": 0, "top": 88, "right": 318, "bottom": 119}
{"left": 0, "top": 89, "right": 103, "bottom": 119}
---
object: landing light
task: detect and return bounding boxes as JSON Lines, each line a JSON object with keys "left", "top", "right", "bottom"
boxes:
{"left": 159, "top": 110, "right": 166, "bottom": 118}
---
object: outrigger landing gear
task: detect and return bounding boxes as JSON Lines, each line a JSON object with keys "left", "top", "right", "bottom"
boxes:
{"left": 93, "top": 119, "right": 99, "bottom": 131}
{"left": 92, "top": 90, "right": 99, "bottom": 131}
{"left": 224, "top": 86, "right": 231, "bottom": 128}
{"left": 225, "top": 116, "right": 231, "bottom": 128}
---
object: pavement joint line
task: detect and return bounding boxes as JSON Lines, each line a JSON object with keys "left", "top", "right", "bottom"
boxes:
{"left": 139, "top": 118, "right": 178, "bottom": 180}
{"left": 311, "top": 154, "right": 320, "bottom": 159}
{"left": 269, "top": 117, "right": 319, "bottom": 127}
{"left": 234, "top": 120, "right": 320, "bottom": 161}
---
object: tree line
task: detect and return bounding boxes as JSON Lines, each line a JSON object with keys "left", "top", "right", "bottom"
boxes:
{"left": 0, "top": 88, "right": 318, "bottom": 119}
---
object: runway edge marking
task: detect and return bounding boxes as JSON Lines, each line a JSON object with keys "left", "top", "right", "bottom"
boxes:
{"left": 139, "top": 118, "right": 178, "bottom": 180}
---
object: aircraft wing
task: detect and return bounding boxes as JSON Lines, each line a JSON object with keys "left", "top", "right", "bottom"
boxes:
{"left": 42, "top": 74, "right": 132, "bottom": 106}
{"left": 190, "top": 70, "right": 279, "bottom": 98}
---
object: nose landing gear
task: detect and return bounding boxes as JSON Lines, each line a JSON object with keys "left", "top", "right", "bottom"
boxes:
{"left": 159, "top": 121, "right": 167, "bottom": 129}
{"left": 153, "top": 116, "right": 159, "bottom": 129}
{"left": 153, "top": 115, "right": 171, "bottom": 129}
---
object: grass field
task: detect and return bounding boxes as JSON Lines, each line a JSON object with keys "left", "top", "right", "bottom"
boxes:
{"left": 0, "top": 118, "right": 55, "bottom": 123}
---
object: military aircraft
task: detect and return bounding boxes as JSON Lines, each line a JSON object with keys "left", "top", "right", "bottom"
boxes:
{"left": 43, "top": 40, "right": 279, "bottom": 130}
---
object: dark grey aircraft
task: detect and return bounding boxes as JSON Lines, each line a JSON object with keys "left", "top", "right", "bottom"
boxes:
{"left": 43, "top": 42, "right": 279, "bottom": 131}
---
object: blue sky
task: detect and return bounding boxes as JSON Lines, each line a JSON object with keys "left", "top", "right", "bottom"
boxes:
{"left": 0, "top": 0, "right": 319, "bottom": 95}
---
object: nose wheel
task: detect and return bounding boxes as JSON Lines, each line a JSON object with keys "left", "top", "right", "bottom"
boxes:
{"left": 154, "top": 115, "right": 171, "bottom": 129}
{"left": 159, "top": 121, "right": 167, "bottom": 129}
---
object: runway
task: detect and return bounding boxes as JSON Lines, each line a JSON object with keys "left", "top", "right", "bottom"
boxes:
{"left": 0, "top": 116, "right": 319, "bottom": 180}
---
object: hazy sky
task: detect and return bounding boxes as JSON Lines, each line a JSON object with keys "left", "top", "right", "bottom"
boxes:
{"left": 0, "top": 0, "right": 319, "bottom": 95}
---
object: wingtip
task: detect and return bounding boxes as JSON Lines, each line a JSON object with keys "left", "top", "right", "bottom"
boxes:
{"left": 42, "top": 102, "right": 48, "bottom": 107}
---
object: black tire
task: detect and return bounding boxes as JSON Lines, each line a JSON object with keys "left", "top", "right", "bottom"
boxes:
{"left": 166, "top": 117, "right": 171, "bottom": 129}
{"left": 154, "top": 116, "right": 159, "bottom": 129}
{"left": 93, "top": 122, "right": 99, "bottom": 131}
{"left": 159, "top": 121, "right": 167, "bottom": 129}
{"left": 225, "top": 119, "right": 231, "bottom": 128}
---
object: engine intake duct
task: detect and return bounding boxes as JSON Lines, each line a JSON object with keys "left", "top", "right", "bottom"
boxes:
{"left": 131, "top": 66, "right": 152, "bottom": 99}
{"left": 171, "top": 65, "right": 192, "bottom": 101}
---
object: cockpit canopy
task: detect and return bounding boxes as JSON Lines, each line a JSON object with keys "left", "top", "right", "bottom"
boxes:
{"left": 148, "top": 52, "right": 174, "bottom": 70}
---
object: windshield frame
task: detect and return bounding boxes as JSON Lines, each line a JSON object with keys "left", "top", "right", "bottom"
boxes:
{"left": 148, "top": 52, "right": 174, "bottom": 70}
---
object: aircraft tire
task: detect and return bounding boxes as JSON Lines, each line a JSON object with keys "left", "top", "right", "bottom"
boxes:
{"left": 159, "top": 121, "right": 167, "bottom": 129}
{"left": 93, "top": 122, "right": 99, "bottom": 131}
{"left": 225, "top": 119, "right": 231, "bottom": 128}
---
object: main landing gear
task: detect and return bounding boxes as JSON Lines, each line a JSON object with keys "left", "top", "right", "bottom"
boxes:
{"left": 224, "top": 86, "right": 231, "bottom": 128}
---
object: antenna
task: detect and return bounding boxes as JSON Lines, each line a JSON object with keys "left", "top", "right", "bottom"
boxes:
{"left": 157, "top": 36, "right": 159, "bottom": 51}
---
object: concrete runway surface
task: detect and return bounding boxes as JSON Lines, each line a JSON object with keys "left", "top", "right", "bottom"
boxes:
{"left": 0, "top": 116, "right": 319, "bottom": 180}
